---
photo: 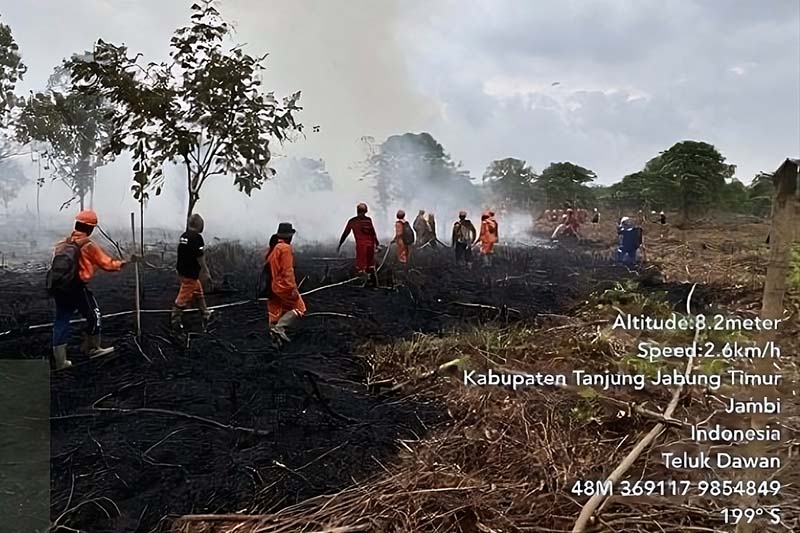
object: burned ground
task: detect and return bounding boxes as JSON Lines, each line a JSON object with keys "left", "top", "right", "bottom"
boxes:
{"left": 0, "top": 243, "right": 630, "bottom": 532}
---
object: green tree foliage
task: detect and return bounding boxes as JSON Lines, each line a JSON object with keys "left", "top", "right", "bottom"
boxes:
{"left": 610, "top": 169, "right": 679, "bottom": 212}
{"left": 748, "top": 171, "right": 774, "bottom": 217}
{"left": 15, "top": 61, "right": 113, "bottom": 209}
{"left": 656, "top": 140, "right": 735, "bottom": 220}
{"left": 0, "top": 142, "right": 27, "bottom": 212}
{"left": 0, "top": 17, "right": 26, "bottom": 124}
{"left": 533, "top": 162, "right": 597, "bottom": 208}
{"left": 482, "top": 157, "right": 538, "bottom": 209}
{"left": 274, "top": 157, "right": 333, "bottom": 193}
{"left": 68, "top": 1, "right": 302, "bottom": 223}
{"left": 612, "top": 141, "right": 750, "bottom": 218}
{"left": 365, "top": 132, "right": 476, "bottom": 215}
{"left": 719, "top": 178, "right": 751, "bottom": 213}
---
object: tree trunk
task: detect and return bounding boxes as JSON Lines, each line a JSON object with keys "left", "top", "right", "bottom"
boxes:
{"left": 186, "top": 194, "right": 198, "bottom": 231}
{"left": 185, "top": 159, "right": 197, "bottom": 231}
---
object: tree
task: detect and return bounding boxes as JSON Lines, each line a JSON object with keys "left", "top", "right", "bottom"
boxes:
{"left": 273, "top": 157, "right": 333, "bottom": 193}
{"left": 364, "top": 132, "right": 476, "bottom": 216}
{"left": 533, "top": 162, "right": 597, "bottom": 208}
{"left": 68, "top": 1, "right": 302, "bottom": 224}
{"left": 655, "top": 140, "right": 735, "bottom": 220}
{"left": 0, "top": 17, "right": 26, "bottom": 124}
{"left": 0, "top": 142, "right": 27, "bottom": 213}
{"left": 15, "top": 60, "right": 113, "bottom": 209}
{"left": 748, "top": 171, "right": 774, "bottom": 217}
{"left": 719, "top": 178, "right": 751, "bottom": 213}
{"left": 610, "top": 167, "right": 680, "bottom": 212}
{"left": 482, "top": 157, "right": 538, "bottom": 209}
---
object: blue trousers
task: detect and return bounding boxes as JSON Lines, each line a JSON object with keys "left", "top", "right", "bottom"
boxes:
{"left": 616, "top": 247, "right": 638, "bottom": 266}
{"left": 52, "top": 285, "right": 101, "bottom": 346}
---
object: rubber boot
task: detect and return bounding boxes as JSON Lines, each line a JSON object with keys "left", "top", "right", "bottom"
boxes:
{"left": 270, "top": 311, "right": 297, "bottom": 344}
{"left": 201, "top": 310, "right": 215, "bottom": 332}
{"left": 170, "top": 306, "right": 185, "bottom": 336}
{"left": 368, "top": 270, "right": 379, "bottom": 288}
{"left": 52, "top": 344, "right": 72, "bottom": 371}
{"left": 195, "top": 295, "right": 215, "bottom": 332}
{"left": 87, "top": 335, "right": 114, "bottom": 359}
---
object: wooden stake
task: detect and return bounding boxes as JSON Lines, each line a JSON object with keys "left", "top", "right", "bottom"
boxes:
{"left": 131, "top": 212, "right": 141, "bottom": 339}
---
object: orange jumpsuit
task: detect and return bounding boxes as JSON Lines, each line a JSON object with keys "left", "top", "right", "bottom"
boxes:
{"left": 70, "top": 230, "right": 123, "bottom": 281}
{"left": 394, "top": 220, "right": 409, "bottom": 264}
{"left": 479, "top": 217, "right": 498, "bottom": 255}
{"left": 266, "top": 240, "right": 306, "bottom": 324}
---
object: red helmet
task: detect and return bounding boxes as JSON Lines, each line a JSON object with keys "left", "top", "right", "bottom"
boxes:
{"left": 75, "top": 209, "right": 98, "bottom": 226}
{"left": 357, "top": 202, "right": 368, "bottom": 213}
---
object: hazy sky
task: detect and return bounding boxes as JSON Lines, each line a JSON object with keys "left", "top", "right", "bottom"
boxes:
{"left": 1, "top": 0, "right": 798, "bottom": 235}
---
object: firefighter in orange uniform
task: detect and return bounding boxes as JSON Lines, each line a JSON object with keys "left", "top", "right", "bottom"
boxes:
{"left": 266, "top": 222, "right": 306, "bottom": 343}
{"left": 337, "top": 202, "right": 380, "bottom": 286}
{"left": 479, "top": 210, "right": 499, "bottom": 266}
{"left": 49, "top": 209, "right": 133, "bottom": 370}
{"left": 394, "top": 210, "right": 411, "bottom": 264}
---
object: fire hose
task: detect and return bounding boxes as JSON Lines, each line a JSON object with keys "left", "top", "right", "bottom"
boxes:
{"left": 0, "top": 245, "right": 399, "bottom": 337}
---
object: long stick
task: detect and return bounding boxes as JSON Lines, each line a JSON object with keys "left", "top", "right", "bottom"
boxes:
{"left": 131, "top": 212, "right": 141, "bottom": 339}
{"left": 139, "top": 193, "right": 145, "bottom": 299}
{"left": 571, "top": 284, "right": 699, "bottom": 532}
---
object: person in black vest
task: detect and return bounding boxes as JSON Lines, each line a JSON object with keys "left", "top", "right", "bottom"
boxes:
{"left": 171, "top": 214, "right": 213, "bottom": 335}
{"left": 452, "top": 210, "right": 477, "bottom": 265}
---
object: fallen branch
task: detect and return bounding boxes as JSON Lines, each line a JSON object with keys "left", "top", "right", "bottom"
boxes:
{"left": 301, "top": 371, "right": 359, "bottom": 424}
{"left": 450, "top": 301, "right": 521, "bottom": 315}
{"left": 86, "top": 407, "right": 274, "bottom": 438}
{"left": 571, "top": 283, "right": 700, "bottom": 532}
{"left": 132, "top": 335, "right": 153, "bottom": 364}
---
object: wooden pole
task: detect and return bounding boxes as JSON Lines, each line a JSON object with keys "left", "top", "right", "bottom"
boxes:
{"left": 131, "top": 212, "right": 141, "bottom": 339}
{"left": 735, "top": 161, "right": 798, "bottom": 533}
{"left": 139, "top": 195, "right": 144, "bottom": 259}
{"left": 139, "top": 194, "right": 145, "bottom": 300}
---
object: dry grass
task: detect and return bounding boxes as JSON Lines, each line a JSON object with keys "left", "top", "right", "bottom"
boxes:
{"left": 172, "top": 220, "right": 800, "bottom": 533}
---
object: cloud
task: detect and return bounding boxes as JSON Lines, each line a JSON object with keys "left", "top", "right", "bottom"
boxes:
{"left": 398, "top": 0, "right": 800, "bottom": 182}
{"left": 1, "top": 0, "right": 797, "bottom": 236}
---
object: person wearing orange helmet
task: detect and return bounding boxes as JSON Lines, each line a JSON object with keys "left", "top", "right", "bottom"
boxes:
{"left": 266, "top": 222, "right": 306, "bottom": 343}
{"left": 478, "top": 209, "right": 499, "bottom": 267}
{"left": 48, "top": 209, "right": 134, "bottom": 370}
{"left": 337, "top": 202, "right": 380, "bottom": 286}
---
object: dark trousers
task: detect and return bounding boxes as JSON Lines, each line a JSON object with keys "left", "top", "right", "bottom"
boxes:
{"left": 52, "top": 284, "right": 101, "bottom": 346}
{"left": 454, "top": 242, "right": 472, "bottom": 262}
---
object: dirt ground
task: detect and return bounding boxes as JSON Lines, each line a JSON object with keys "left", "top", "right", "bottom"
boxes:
{"left": 0, "top": 237, "right": 628, "bottom": 532}
{"left": 1, "top": 216, "right": 797, "bottom": 533}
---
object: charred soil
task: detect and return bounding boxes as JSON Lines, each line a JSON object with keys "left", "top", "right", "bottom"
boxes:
{"left": 0, "top": 243, "right": 627, "bottom": 532}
